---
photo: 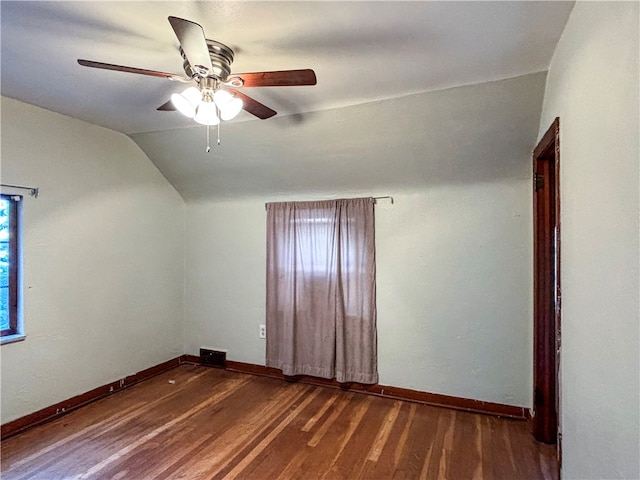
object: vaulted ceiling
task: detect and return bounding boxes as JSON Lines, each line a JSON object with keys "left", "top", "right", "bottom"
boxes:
{"left": 1, "top": 1, "right": 575, "bottom": 200}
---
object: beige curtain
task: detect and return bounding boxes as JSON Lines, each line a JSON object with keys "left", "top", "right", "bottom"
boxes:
{"left": 266, "top": 198, "right": 378, "bottom": 384}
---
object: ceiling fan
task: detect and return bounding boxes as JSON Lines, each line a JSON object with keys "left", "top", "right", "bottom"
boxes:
{"left": 78, "top": 16, "right": 317, "bottom": 129}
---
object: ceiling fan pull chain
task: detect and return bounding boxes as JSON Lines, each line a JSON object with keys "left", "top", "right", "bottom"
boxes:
{"left": 206, "top": 125, "right": 211, "bottom": 153}
{"left": 217, "top": 121, "right": 221, "bottom": 146}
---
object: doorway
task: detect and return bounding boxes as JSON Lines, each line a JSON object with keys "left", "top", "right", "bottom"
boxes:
{"left": 532, "top": 117, "right": 561, "bottom": 454}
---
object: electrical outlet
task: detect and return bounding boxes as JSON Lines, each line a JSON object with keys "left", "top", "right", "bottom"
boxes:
{"left": 259, "top": 325, "right": 266, "bottom": 339}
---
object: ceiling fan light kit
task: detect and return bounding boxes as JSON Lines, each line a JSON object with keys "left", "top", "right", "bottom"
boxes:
{"left": 171, "top": 78, "right": 244, "bottom": 126}
{"left": 77, "top": 15, "right": 317, "bottom": 151}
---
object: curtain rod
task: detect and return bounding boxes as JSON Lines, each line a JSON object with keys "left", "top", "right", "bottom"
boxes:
{"left": 1, "top": 183, "right": 39, "bottom": 198}
{"left": 373, "top": 196, "right": 394, "bottom": 204}
{"left": 265, "top": 196, "right": 394, "bottom": 210}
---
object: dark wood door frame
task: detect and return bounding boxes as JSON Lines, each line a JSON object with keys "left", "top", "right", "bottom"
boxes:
{"left": 532, "top": 117, "right": 561, "bottom": 456}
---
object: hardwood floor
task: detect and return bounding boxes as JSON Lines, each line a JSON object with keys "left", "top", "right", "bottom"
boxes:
{"left": 1, "top": 365, "right": 557, "bottom": 479}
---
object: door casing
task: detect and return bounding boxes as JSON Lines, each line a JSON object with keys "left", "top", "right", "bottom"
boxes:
{"left": 532, "top": 117, "right": 561, "bottom": 465}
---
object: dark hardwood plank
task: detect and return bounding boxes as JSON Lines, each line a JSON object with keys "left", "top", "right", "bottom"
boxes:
{"left": 0, "top": 365, "right": 557, "bottom": 480}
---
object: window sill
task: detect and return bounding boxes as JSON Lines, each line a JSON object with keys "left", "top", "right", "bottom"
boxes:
{"left": 1, "top": 333, "right": 26, "bottom": 345}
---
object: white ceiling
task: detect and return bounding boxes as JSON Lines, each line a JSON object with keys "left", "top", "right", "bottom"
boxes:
{"left": 1, "top": 1, "right": 575, "bottom": 200}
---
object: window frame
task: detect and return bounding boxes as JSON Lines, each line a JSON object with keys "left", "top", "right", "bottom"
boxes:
{"left": 1, "top": 193, "right": 24, "bottom": 344}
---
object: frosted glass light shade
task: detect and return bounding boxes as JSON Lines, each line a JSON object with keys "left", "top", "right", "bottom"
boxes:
{"left": 214, "top": 89, "right": 243, "bottom": 121}
{"left": 171, "top": 87, "right": 201, "bottom": 118}
{"left": 220, "top": 97, "right": 243, "bottom": 121}
{"left": 194, "top": 101, "right": 220, "bottom": 126}
{"left": 213, "top": 89, "right": 233, "bottom": 106}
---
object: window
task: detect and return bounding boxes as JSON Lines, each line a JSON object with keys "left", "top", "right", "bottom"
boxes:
{"left": 282, "top": 216, "right": 357, "bottom": 275}
{"left": 1, "top": 194, "right": 23, "bottom": 342}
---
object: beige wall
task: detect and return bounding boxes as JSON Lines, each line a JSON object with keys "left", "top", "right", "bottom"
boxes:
{"left": 538, "top": 2, "right": 639, "bottom": 478}
{"left": 180, "top": 74, "right": 547, "bottom": 408}
{"left": 184, "top": 179, "right": 534, "bottom": 407}
{"left": 0, "top": 97, "right": 185, "bottom": 424}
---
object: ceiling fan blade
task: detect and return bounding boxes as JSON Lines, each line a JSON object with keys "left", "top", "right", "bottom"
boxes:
{"left": 157, "top": 100, "right": 176, "bottom": 111}
{"left": 228, "top": 69, "right": 317, "bottom": 87}
{"left": 77, "top": 59, "right": 185, "bottom": 81}
{"left": 228, "top": 89, "right": 277, "bottom": 119}
{"left": 168, "top": 16, "right": 213, "bottom": 76}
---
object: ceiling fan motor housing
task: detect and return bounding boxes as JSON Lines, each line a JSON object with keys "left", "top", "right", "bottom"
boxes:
{"left": 181, "top": 39, "right": 234, "bottom": 81}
